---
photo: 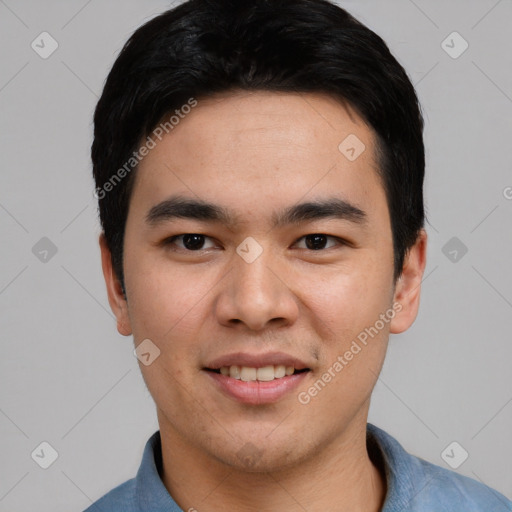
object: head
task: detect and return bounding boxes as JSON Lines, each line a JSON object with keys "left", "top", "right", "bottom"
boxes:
{"left": 93, "top": 0, "right": 427, "bottom": 472}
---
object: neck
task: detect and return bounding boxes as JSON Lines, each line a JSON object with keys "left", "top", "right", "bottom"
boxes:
{"left": 157, "top": 412, "right": 386, "bottom": 512}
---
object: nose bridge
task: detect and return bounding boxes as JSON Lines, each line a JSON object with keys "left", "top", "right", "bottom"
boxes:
{"left": 215, "top": 241, "right": 297, "bottom": 331}
{"left": 235, "top": 247, "right": 275, "bottom": 298}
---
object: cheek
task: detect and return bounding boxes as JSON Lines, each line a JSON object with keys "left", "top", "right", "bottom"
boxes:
{"left": 124, "top": 257, "right": 208, "bottom": 399}
{"left": 296, "top": 268, "right": 392, "bottom": 418}
{"left": 123, "top": 251, "right": 213, "bottom": 342}
{"left": 296, "top": 259, "right": 392, "bottom": 343}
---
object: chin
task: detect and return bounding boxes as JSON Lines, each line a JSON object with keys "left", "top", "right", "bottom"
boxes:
{"left": 226, "top": 452, "right": 301, "bottom": 473}
{"left": 211, "top": 439, "right": 309, "bottom": 473}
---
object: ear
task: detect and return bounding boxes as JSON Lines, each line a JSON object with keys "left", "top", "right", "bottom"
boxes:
{"left": 99, "top": 233, "right": 132, "bottom": 336}
{"left": 390, "top": 229, "right": 427, "bottom": 334}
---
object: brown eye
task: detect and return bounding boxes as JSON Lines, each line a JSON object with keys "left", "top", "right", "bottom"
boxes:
{"left": 181, "top": 234, "right": 206, "bottom": 250}
{"left": 164, "top": 234, "right": 216, "bottom": 251}
{"left": 295, "top": 234, "right": 342, "bottom": 250}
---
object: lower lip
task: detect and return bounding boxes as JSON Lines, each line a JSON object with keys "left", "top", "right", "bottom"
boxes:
{"left": 205, "top": 370, "right": 309, "bottom": 405}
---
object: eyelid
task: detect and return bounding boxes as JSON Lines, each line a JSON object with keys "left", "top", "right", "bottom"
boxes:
{"left": 163, "top": 234, "right": 219, "bottom": 250}
{"left": 161, "top": 233, "right": 351, "bottom": 252}
{"left": 293, "top": 234, "right": 348, "bottom": 250}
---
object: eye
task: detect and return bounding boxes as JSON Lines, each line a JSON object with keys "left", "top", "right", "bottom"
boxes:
{"left": 163, "top": 233, "right": 218, "bottom": 251}
{"left": 294, "top": 233, "right": 344, "bottom": 250}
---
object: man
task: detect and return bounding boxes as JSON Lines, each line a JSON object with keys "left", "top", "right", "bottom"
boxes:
{"left": 87, "top": 0, "right": 512, "bottom": 510}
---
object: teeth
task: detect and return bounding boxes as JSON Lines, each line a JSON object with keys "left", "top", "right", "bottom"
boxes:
{"left": 219, "top": 364, "right": 297, "bottom": 381}
{"left": 274, "top": 365, "right": 286, "bottom": 378}
{"left": 240, "top": 367, "right": 257, "bottom": 381}
{"left": 256, "top": 366, "right": 275, "bottom": 381}
{"left": 229, "top": 365, "right": 241, "bottom": 380}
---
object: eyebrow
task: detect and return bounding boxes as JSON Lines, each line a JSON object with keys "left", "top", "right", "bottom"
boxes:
{"left": 145, "top": 195, "right": 367, "bottom": 228}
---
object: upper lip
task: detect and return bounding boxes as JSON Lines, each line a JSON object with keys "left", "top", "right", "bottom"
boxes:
{"left": 205, "top": 351, "right": 310, "bottom": 371}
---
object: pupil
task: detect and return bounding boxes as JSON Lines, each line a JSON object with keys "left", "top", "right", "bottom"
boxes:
{"left": 183, "top": 234, "right": 204, "bottom": 250}
{"left": 306, "top": 234, "right": 327, "bottom": 250}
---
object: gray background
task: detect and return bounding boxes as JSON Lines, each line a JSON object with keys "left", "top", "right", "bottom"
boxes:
{"left": 0, "top": 0, "right": 511, "bottom": 510}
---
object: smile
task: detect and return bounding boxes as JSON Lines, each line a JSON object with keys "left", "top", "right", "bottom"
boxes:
{"left": 204, "top": 365, "right": 311, "bottom": 405}
{"left": 213, "top": 365, "right": 308, "bottom": 382}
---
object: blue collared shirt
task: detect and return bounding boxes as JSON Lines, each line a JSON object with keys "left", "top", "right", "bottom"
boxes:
{"left": 84, "top": 423, "right": 512, "bottom": 511}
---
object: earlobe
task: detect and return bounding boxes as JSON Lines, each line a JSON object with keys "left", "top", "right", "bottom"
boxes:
{"left": 99, "top": 234, "right": 132, "bottom": 336}
{"left": 390, "top": 229, "right": 427, "bottom": 334}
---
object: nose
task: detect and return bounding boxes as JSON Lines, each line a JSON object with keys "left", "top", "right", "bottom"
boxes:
{"left": 214, "top": 246, "right": 299, "bottom": 332}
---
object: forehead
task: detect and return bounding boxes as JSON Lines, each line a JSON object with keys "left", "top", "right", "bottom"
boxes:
{"left": 130, "top": 90, "right": 386, "bottom": 226}
{"left": 151, "top": 90, "right": 375, "bottom": 166}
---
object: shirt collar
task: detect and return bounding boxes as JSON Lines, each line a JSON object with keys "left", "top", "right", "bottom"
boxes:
{"left": 133, "top": 431, "right": 182, "bottom": 511}
{"left": 366, "top": 423, "right": 426, "bottom": 511}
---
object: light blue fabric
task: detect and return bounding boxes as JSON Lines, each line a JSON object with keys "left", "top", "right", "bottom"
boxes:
{"left": 84, "top": 423, "right": 512, "bottom": 511}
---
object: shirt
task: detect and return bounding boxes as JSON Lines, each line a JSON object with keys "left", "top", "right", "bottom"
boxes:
{"left": 84, "top": 423, "right": 512, "bottom": 511}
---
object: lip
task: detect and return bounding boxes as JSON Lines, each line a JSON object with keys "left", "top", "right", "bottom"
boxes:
{"left": 205, "top": 351, "right": 309, "bottom": 371}
{"left": 205, "top": 369, "right": 310, "bottom": 405}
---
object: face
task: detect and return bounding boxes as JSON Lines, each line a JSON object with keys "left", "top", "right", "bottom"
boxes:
{"left": 101, "top": 90, "right": 426, "bottom": 472}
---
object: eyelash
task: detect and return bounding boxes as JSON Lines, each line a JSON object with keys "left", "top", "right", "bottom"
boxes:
{"left": 162, "top": 233, "right": 348, "bottom": 252}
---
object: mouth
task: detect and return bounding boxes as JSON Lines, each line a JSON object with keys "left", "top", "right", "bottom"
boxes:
{"left": 202, "top": 353, "right": 312, "bottom": 404}
{"left": 205, "top": 365, "right": 310, "bottom": 382}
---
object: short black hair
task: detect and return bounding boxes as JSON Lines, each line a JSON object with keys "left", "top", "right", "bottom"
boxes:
{"left": 92, "top": 0, "right": 425, "bottom": 292}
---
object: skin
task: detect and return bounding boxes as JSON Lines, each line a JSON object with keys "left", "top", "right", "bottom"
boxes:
{"left": 100, "top": 90, "right": 427, "bottom": 512}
